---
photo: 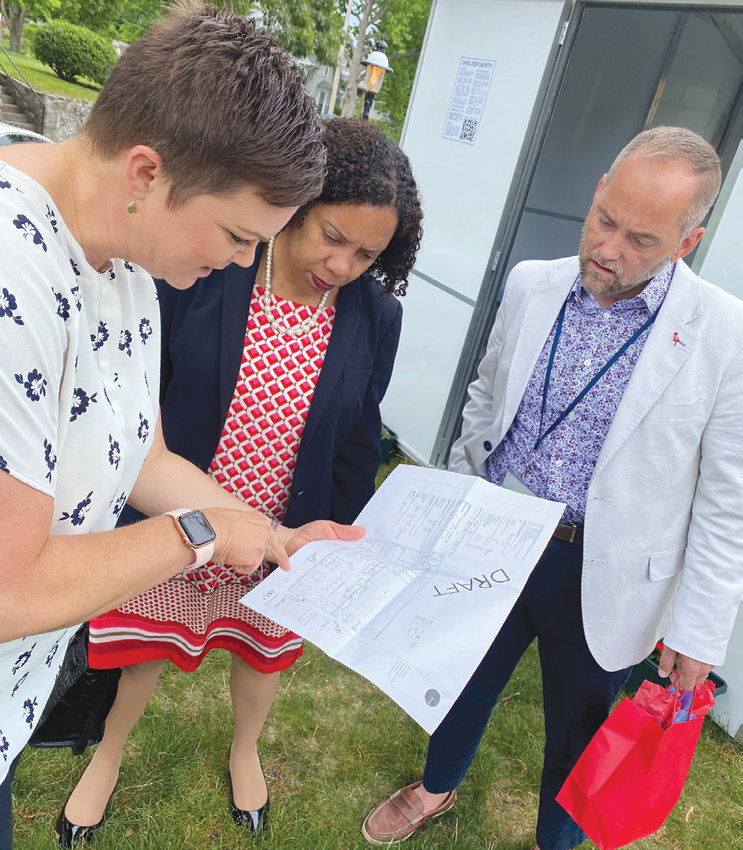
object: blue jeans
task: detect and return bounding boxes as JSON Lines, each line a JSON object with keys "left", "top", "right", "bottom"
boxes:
{"left": 0, "top": 751, "right": 22, "bottom": 850}
{"left": 422, "top": 538, "right": 630, "bottom": 850}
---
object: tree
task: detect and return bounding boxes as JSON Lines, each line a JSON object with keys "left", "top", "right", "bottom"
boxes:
{"left": 340, "top": 0, "right": 377, "bottom": 118}
{"left": 1, "top": 0, "right": 59, "bottom": 53}
{"left": 373, "top": 0, "right": 431, "bottom": 134}
{"left": 258, "top": 0, "right": 343, "bottom": 66}
{"left": 58, "top": 0, "right": 125, "bottom": 36}
{"left": 114, "top": 0, "right": 163, "bottom": 43}
{"left": 110, "top": 1, "right": 345, "bottom": 63}
{"left": 339, "top": 0, "right": 432, "bottom": 132}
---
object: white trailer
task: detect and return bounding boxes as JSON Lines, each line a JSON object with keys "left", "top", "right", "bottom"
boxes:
{"left": 384, "top": 0, "right": 743, "bottom": 738}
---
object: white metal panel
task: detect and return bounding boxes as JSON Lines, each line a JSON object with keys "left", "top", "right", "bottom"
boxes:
{"left": 389, "top": 0, "right": 565, "bottom": 464}
{"left": 381, "top": 279, "right": 473, "bottom": 465}
{"left": 710, "top": 606, "right": 743, "bottom": 742}
{"left": 696, "top": 142, "right": 743, "bottom": 739}
{"left": 696, "top": 142, "right": 743, "bottom": 299}
{"left": 401, "top": 0, "right": 564, "bottom": 305}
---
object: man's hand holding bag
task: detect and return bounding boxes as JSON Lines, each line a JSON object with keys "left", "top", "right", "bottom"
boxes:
{"left": 556, "top": 675, "right": 716, "bottom": 850}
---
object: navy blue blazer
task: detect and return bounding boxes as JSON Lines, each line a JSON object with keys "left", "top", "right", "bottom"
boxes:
{"left": 153, "top": 246, "right": 402, "bottom": 527}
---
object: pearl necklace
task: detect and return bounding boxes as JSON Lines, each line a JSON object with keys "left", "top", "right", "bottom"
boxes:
{"left": 260, "top": 236, "right": 330, "bottom": 337}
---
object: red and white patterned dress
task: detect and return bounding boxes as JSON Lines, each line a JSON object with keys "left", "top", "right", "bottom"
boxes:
{"left": 88, "top": 285, "right": 335, "bottom": 673}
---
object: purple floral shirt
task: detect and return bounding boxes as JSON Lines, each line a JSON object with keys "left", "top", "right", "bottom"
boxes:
{"left": 487, "top": 262, "right": 675, "bottom": 522}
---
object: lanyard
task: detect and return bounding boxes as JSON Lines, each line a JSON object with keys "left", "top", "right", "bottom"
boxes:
{"left": 528, "top": 297, "right": 662, "bottom": 465}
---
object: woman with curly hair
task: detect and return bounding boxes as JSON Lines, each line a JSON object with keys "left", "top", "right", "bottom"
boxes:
{"left": 59, "top": 118, "right": 423, "bottom": 843}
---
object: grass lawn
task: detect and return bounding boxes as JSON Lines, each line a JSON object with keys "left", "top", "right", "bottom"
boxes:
{"left": 1, "top": 39, "right": 101, "bottom": 101}
{"left": 11, "top": 450, "right": 743, "bottom": 849}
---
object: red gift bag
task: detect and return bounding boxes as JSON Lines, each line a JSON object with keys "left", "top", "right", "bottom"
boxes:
{"left": 556, "top": 678, "right": 715, "bottom": 850}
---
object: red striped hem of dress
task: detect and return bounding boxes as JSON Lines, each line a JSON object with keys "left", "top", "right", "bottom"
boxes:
{"left": 88, "top": 615, "right": 304, "bottom": 674}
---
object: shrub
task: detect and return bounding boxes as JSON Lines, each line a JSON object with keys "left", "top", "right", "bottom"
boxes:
{"left": 22, "top": 23, "right": 41, "bottom": 53}
{"left": 33, "top": 21, "right": 116, "bottom": 86}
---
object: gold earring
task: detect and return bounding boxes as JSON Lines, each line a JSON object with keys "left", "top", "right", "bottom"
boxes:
{"left": 127, "top": 200, "right": 139, "bottom": 214}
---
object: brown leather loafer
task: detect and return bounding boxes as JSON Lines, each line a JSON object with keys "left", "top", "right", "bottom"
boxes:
{"left": 362, "top": 780, "right": 456, "bottom": 845}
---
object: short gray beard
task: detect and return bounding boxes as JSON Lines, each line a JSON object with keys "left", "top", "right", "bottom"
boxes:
{"left": 578, "top": 224, "right": 676, "bottom": 299}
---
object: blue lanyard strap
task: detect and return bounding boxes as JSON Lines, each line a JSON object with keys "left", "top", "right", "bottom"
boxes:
{"left": 534, "top": 298, "right": 662, "bottom": 455}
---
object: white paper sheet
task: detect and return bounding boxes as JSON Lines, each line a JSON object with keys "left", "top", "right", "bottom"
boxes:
{"left": 242, "top": 465, "right": 565, "bottom": 733}
{"left": 442, "top": 56, "right": 496, "bottom": 145}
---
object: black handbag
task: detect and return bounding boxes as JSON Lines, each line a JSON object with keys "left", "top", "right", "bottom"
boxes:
{"left": 28, "top": 625, "right": 121, "bottom": 755}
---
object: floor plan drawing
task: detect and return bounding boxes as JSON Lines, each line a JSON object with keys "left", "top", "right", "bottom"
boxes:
{"left": 244, "top": 465, "right": 565, "bottom": 733}
{"left": 273, "top": 539, "right": 443, "bottom": 642}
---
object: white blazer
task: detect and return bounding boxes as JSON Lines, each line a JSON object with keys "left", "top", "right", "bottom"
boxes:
{"left": 449, "top": 257, "right": 743, "bottom": 671}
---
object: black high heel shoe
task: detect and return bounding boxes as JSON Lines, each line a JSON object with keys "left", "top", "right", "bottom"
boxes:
{"left": 55, "top": 790, "right": 113, "bottom": 848}
{"left": 227, "top": 748, "right": 270, "bottom": 834}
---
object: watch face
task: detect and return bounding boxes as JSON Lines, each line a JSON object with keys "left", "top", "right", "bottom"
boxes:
{"left": 179, "top": 510, "right": 216, "bottom": 547}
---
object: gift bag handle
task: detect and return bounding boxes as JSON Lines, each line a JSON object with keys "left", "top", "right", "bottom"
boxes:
{"left": 668, "top": 683, "right": 695, "bottom": 725}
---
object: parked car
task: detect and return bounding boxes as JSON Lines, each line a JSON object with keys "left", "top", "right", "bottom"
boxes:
{"left": 0, "top": 120, "right": 49, "bottom": 145}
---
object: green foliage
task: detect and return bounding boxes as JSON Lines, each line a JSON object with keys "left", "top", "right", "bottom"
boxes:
{"left": 58, "top": 0, "right": 125, "bottom": 36}
{"left": 20, "top": 20, "right": 40, "bottom": 47}
{"left": 374, "top": 0, "right": 432, "bottom": 133}
{"left": 33, "top": 19, "right": 116, "bottom": 85}
{"left": 113, "top": 0, "right": 165, "bottom": 43}
{"left": 254, "top": 0, "right": 344, "bottom": 65}
{"left": 340, "top": 0, "right": 432, "bottom": 132}
{"left": 10, "top": 0, "right": 59, "bottom": 17}
{"left": 0, "top": 0, "right": 61, "bottom": 52}
{"left": 0, "top": 36, "right": 101, "bottom": 97}
{"left": 60, "top": 0, "right": 164, "bottom": 41}
{"left": 96, "top": 1, "right": 346, "bottom": 60}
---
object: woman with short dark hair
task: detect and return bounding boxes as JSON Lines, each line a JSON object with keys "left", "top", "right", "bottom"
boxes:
{"left": 59, "top": 118, "right": 423, "bottom": 843}
{"left": 0, "top": 5, "right": 360, "bottom": 846}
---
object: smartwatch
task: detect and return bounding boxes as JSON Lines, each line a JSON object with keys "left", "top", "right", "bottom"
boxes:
{"left": 165, "top": 509, "right": 216, "bottom": 568}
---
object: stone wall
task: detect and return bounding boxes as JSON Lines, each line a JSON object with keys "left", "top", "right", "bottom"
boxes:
{"left": 0, "top": 74, "right": 92, "bottom": 140}
{"left": 40, "top": 92, "right": 93, "bottom": 142}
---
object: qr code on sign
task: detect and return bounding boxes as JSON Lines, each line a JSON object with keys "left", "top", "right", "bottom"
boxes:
{"left": 459, "top": 118, "right": 478, "bottom": 143}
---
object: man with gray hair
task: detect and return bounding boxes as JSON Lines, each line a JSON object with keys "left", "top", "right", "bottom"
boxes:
{"left": 363, "top": 126, "right": 743, "bottom": 850}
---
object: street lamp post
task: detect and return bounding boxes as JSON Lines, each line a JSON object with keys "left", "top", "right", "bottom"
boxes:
{"left": 360, "top": 40, "right": 393, "bottom": 120}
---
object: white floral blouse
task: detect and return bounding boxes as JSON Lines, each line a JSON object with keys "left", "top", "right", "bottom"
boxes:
{"left": 0, "top": 161, "right": 160, "bottom": 781}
